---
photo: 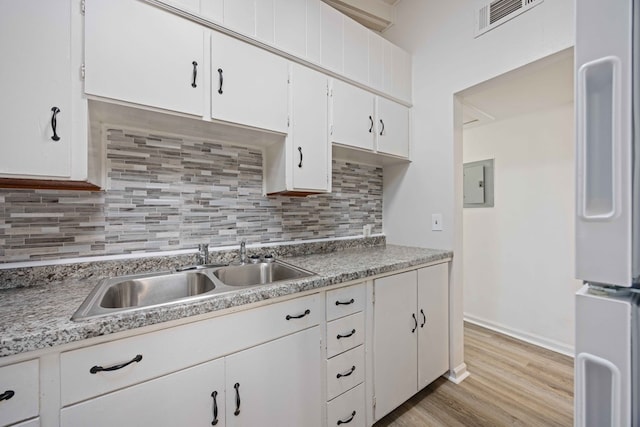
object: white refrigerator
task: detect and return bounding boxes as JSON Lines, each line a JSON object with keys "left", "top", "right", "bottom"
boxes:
{"left": 574, "top": 0, "right": 640, "bottom": 425}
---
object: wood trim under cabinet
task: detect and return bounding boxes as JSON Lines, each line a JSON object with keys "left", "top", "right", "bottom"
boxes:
{"left": 0, "top": 178, "right": 102, "bottom": 191}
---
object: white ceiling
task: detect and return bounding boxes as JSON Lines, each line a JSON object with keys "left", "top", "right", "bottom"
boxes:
{"left": 460, "top": 49, "right": 574, "bottom": 128}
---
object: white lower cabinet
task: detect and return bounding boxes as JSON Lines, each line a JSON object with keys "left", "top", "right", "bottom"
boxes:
{"left": 225, "top": 327, "right": 322, "bottom": 427}
{"left": 60, "top": 358, "right": 225, "bottom": 427}
{"left": 373, "top": 263, "right": 449, "bottom": 421}
{"left": 61, "top": 326, "right": 321, "bottom": 427}
{"left": 326, "top": 383, "right": 365, "bottom": 427}
{"left": 0, "top": 263, "right": 451, "bottom": 426}
{"left": 0, "top": 359, "right": 39, "bottom": 427}
{"left": 324, "top": 282, "right": 367, "bottom": 426}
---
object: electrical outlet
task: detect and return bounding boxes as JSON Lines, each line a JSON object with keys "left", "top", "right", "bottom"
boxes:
{"left": 431, "top": 214, "right": 443, "bottom": 231}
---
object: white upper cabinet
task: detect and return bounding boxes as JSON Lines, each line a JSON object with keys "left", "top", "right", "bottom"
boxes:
{"left": 376, "top": 97, "right": 410, "bottom": 158}
{"left": 306, "top": 0, "right": 322, "bottom": 63}
{"left": 200, "top": 0, "right": 224, "bottom": 23}
{"left": 157, "top": 0, "right": 411, "bottom": 102}
{"left": 0, "top": 0, "right": 72, "bottom": 179}
{"left": 369, "top": 32, "right": 412, "bottom": 103}
{"left": 274, "top": 0, "right": 307, "bottom": 58}
{"left": 343, "top": 15, "right": 369, "bottom": 84}
{"left": 331, "top": 80, "right": 375, "bottom": 151}
{"left": 211, "top": 31, "right": 288, "bottom": 133}
{"left": 290, "top": 64, "right": 330, "bottom": 192}
{"left": 391, "top": 44, "right": 412, "bottom": 103}
{"left": 331, "top": 79, "right": 409, "bottom": 160}
{"left": 321, "top": 2, "right": 344, "bottom": 73}
{"left": 0, "top": 0, "right": 101, "bottom": 186}
{"left": 85, "top": 0, "right": 205, "bottom": 117}
{"left": 264, "top": 63, "right": 330, "bottom": 195}
{"left": 368, "top": 32, "right": 385, "bottom": 92}
{"left": 221, "top": 0, "right": 255, "bottom": 35}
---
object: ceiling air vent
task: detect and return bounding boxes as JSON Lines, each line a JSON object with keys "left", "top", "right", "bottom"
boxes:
{"left": 475, "top": 0, "right": 543, "bottom": 37}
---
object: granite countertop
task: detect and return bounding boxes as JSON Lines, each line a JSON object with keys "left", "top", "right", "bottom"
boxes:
{"left": 0, "top": 245, "right": 451, "bottom": 358}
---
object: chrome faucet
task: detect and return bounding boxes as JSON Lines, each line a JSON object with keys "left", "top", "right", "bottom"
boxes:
{"left": 239, "top": 240, "right": 247, "bottom": 264}
{"left": 197, "top": 243, "right": 209, "bottom": 265}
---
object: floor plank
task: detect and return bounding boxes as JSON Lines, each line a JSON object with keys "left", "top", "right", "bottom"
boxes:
{"left": 374, "top": 322, "right": 574, "bottom": 427}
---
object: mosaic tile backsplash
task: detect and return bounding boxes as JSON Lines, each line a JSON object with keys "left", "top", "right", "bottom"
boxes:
{"left": 0, "top": 129, "right": 383, "bottom": 263}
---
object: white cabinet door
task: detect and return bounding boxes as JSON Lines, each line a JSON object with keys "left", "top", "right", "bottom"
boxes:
{"left": 60, "top": 358, "right": 226, "bottom": 427}
{"left": 306, "top": 0, "right": 322, "bottom": 63}
{"left": 320, "top": 2, "right": 344, "bottom": 73}
{"left": 368, "top": 32, "right": 385, "bottom": 92}
{"left": 331, "top": 80, "right": 375, "bottom": 151}
{"left": 0, "top": 359, "right": 39, "bottom": 427}
{"left": 290, "top": 64, "right": 330, "bottom": 192}
{"left": 84, "top": 0, "right": 205, "bottom": 117}
{"left": 376, "top": 97, "right": 410, "bottom": 158}
{"left": 274, "top": 0, "right": 307, "bottom": 58}
{"left": 222, "top": 0, "right": 255, "bottom": 35}
{"left": 211, "top": 31, "right": 289, "bottom": 133}
{"left": 391, "top": 45, "right": 412, "bottom": 103}
{"left": 200, "top": 0, "right": 224, "bottom": 23}
{"left": 417, "top": 263, "right": 449, "bottom": 389}
{"left": 0, "top": 0, "right": 72, "bottom": 178}
{"left": 225, "top": 327, "right": 322, "bottom": 427}
{"left": 343, "top": 16, "right": 369, "bottom": 83}
{"left": 373, "top": 270, "right": 418, "bottom": 421}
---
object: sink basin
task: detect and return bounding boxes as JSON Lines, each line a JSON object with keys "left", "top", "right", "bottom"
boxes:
{"left": 213, "top": 261, "right": 314, "bottom": 287}
{"left": 72, "top": 260, "right": 316, "bottom": 321}
{"left": 100, "top": 272, "right": 215, "bottom": 309}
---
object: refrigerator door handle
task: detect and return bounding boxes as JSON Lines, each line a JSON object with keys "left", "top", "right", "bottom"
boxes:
{"left": 575, "top": 352, "right": 622, "bottom": 427}
{"left": 576, "top": 56, "right": 622, "bottom": 221}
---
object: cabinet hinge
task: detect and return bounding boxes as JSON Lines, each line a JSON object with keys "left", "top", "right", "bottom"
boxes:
{"left": 373, "top": 396, "right": 377, "bottom": 408}
{"left": 80, "top": 63, "right": 86, "bottom": 80}
{"left": 330, "top": 124, "right": 334, "bottom": 136}
{"left": 80, "top": 0, "right": 85, "bottom": 14}
{"left": 287, "top": 116, "right": 290, "bottom": 128}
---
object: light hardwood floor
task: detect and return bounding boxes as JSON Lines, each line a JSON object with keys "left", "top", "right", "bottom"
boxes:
{"left": 374, "top": 322, "right": 574, "bottom": 427}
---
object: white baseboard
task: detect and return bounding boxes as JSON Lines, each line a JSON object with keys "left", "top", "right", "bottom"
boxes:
{"left": 464, "top": 314, "right": 574, "bottom": 357}
{"left": 445, "top": 362, "right": 470, "bottom": 384}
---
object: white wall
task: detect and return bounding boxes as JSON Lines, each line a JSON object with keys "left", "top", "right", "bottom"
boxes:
{"left": 382, "top": 0, "right": 574, "bottom": 380}
{"left": 463, "top": 104, "right": 583, "bottom": 355}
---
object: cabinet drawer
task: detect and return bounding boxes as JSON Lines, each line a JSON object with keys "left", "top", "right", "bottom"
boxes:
{"left": 326, "top": 383, "right": 365, "bottom": 427}
{"left": 0, "top": 359, "right": 39, "bottom": 426}
{"left": 326, "top": 312, "right": 365, "bottom": 358}
{"left": 326, "top": 345, "right": 364, "bottom": 400}
{"left": 326, "top": 283, "right": 365, "bottom": 321}
{"left": 61, "top": 293, "right": 321, "bottom": 406}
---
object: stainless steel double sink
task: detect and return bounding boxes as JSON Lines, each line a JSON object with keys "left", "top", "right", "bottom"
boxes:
{"left": 72, "top": 261, "right": 315, "bottom": 321}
